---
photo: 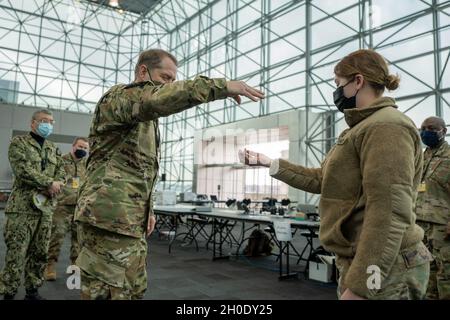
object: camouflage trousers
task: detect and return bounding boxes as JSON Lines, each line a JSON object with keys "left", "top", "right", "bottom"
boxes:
{"left": 0, "top": 212, "right": 52, "bottom": 296}
{"left": 417, "top": 221, "right": 450, "bottom": 300}
{"left": 48, "top": 205, "right": 79, "bottom": 264}
{"left": 76, "top": 223, "right": 148, "bottom": 300}
{"left": 337, "top": 241, "right": 432, "bottom": 300}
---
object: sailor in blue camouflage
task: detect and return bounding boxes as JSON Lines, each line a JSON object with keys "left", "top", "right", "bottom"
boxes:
{"left": 0, "top": 110, "right": 65, "bottom": 300}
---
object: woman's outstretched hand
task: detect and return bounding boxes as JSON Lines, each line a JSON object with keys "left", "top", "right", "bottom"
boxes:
{"left": 238, "top": 149, "right": 272, "bottom": 168}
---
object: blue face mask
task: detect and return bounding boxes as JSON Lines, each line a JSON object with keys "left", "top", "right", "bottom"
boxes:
{"left": 36, "top": 123, "right": 53, "bottom": 138}
{"left": 420, "top": 130, "right": 443, "bottom": 148}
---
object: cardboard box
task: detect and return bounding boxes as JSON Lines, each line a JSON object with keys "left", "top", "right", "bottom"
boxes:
{"left": 308, "top": 255, "right": 335, "bottom": 283}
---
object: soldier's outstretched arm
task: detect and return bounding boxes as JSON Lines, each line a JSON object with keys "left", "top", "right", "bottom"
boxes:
{"left": 133, "top": 76, "right": 264, "bottom": 121}
{"left": 8, "top": 138, "right": 54, "bottom": 190}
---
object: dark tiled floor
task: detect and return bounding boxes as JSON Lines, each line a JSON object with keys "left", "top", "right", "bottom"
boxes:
{"left": 0, "top": 210, "right": 337, "bottom": 300}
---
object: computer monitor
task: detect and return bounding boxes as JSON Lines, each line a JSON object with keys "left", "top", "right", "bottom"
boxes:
{"left": 210, "top": 195, "right": 218, "bottom": 201}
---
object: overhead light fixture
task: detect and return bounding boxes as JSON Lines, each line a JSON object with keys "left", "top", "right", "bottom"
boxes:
{"left": 109, "top": 0, "right": 119, "bottom": 7}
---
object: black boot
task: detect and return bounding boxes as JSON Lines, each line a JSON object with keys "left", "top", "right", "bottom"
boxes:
{"left": 3, "top": 293, "right": 16, "bottom": 300}
{"left": 24, "top": 288, "right": 46, "bottom": 300}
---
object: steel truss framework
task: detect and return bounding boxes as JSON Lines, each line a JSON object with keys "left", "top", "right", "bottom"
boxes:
{"left": 0, "top": 0, "right": 160, "bottom": 111}
{"left": 151, "top": 0, "right": 450, "bottom": 203}
{"left": 1, "top": 0, "right": 449, "bottom": 203}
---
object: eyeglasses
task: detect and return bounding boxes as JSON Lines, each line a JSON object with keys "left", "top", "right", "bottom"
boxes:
{"left": 35, "top": 119, "right": 55, "bottom": 125}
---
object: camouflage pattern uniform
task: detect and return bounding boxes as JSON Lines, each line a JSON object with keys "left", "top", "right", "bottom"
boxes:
{"left": 336, "top": 241, "right": 431, "bottom": 299}
{"left": 0, "top": 134, "right": 65, "bottom": 296}
{"left": 48, "top": 153, "right": 87, "bottom": 265}
{"left": 74, "top": 76, "right": 228, "bottom": 299}
{"left": 77, "top": 223, "right": 148, "bottom": 300}
{"left": 416, "top": 141, "right": 450, "bottom": 300}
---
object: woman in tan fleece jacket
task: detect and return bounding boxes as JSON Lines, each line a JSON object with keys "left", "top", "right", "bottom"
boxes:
{"left": 240, "top": 50, "right": 433, "bottom": 300}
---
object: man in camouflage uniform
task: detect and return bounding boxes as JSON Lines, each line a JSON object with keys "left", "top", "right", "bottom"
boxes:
{"left": 45, "top": 137, "right": 89, "bottom": 281}
{"left": 74, "top": 48, "right": 264, "bottom": 299}
{"left": 0, "top": 110, "right": 65, "bottom": 300}
{"left": 416, "top": 116, "right": 450, "bottom": 300}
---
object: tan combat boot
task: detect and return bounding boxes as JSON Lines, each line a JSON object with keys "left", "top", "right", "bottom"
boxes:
{"left": 44, "top": 262, "right": 56, "bottom": 281}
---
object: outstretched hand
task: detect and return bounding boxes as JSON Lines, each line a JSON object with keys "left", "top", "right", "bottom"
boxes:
{"left": 227, "top": 81, "right": 265, "bottom": 104}
{"left": 238, "top": 149, "right": 272, "bottom": 168}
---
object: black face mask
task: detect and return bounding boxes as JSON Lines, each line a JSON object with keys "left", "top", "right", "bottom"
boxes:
{"left": 74, "top": 149, "right": 87, "bottom": 159}
{"left": 333, "top": 80, "right": 359, "bottom": 113}
{"left": 420, "top": 130, "right": 444, "bottom": 148}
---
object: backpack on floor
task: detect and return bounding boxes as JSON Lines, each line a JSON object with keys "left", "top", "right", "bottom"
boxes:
{"left": 243, "top": 229, "right": 273, "bottom": 257}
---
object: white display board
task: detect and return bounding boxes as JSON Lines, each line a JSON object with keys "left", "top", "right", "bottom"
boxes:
{"left": 273, "top": 220, "right": 293, "bottom": 242}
